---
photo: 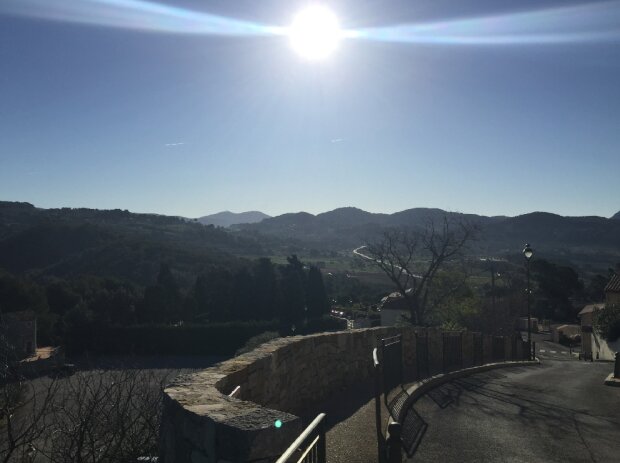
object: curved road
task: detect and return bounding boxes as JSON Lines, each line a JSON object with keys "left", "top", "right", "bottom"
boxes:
{"left": 408, "top": 359, "right": 620, "bottom": 462}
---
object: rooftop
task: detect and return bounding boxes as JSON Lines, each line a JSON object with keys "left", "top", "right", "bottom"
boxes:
{"left": 604, "top": 273, "right": 620, "bottom": 293}
{"left": 578, "top": 303, "right": 605, "bottom": 316}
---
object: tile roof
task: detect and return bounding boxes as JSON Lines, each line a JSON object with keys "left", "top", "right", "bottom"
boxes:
{"left": 578, "top": 303, "right": 605, "bottom": 315}
{"left": 605, "top": 273, "right": 620, "bottom": 293}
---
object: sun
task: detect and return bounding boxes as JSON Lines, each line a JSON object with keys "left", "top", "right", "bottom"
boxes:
{"left": 289, "top": 5, "right": 341, "bottom": 60}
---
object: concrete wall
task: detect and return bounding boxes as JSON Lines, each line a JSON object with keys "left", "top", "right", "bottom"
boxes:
{"left": 159, "top": 327, "right": 526, "bottom": 463}
{"left": 588, "top": 330, "right": 620, "bottom": 361}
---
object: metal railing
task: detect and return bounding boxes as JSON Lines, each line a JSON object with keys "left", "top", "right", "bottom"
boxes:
{"left": 473, "top": 333, "right": 483, "bottom": 366}
{"left": 381, "top": 335, "right": 404, "bottom": 411}
{"left": 276, "top": 413, "right": 327, "bottom": 463}
{"left": 442, "top": 333, "right": 463, "bottom": 373}
{"left": 228, "top": 385, "right": 241, "bottom": 398}
{"left": 373, "top": 336, "right": 404, "bottom": 463}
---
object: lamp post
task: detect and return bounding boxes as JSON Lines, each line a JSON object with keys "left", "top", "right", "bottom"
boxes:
{"left": 523, "top": 244, "right": 533, "bottom": 360}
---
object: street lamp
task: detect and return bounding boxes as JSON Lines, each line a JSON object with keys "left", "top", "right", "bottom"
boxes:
{"left": 523, "top": 243, "right": 534, "bottom": 359}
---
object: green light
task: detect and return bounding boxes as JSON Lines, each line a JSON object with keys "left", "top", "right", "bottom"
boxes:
{"left": 275, "top": 419, "right": 283, "bottom": 428}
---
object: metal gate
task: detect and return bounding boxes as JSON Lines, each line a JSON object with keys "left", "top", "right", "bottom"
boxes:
{"left": 442, "top": 333, "right": 463, "bottom": 373}
{"left": 415, "top": 332, "right": 429, "bottom": 379}
{"left": 492, "top": 336, "right": 505, "bottom": 362}
{"left": 473, "top": 333, "right": 483, "bottom": 366}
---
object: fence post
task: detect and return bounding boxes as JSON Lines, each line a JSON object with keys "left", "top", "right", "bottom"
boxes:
{"left": 614, "top": 352, "right": 620, "bottom": 379}
{"left": 318, "top": 418, "right": 327, "bottom": 463}
{"left": 386, "top": 421, "right": 402, "bottom": 463}
{"left": 373, "top": 348, "right": 385, "bottom": 463}
{"left": 532, "top": 341, "right": 536, "bottom": 360}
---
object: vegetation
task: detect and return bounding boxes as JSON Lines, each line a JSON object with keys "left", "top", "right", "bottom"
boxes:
{"left": 593, "top": 304, "right": 620, "bottom": 342}
{"left": 0, "top": 252, "right": 335, "bottom": 355}
{"left": 1, "top": 362, "right": 172, "bottom": 463}
{"left": 365, "top": 216, "right": 478, "bottom": 325}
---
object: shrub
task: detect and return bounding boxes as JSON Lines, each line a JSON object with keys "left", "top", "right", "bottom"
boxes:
{"left": 593, "top": 304, "right": 620, "bottom": 342}
{"left": 235, "top": 331, "right": 280, "bottom": 356}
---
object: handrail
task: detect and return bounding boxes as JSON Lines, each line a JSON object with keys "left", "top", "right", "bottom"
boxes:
{"left": 228, "top": 385, "right": 240, "bottom": 398}
{"left": 275, "top": 413, "right": 326, "bottom": 463}
{"left": 373, "top": 347, "right": 380, "bottom": 367}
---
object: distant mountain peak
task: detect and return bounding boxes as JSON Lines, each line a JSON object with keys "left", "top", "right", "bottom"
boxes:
{"left": 197, "top": 211, "right": 270, "bottom": 228}
{"left": 612, "top": 210, "right": 620, "bottom": 220}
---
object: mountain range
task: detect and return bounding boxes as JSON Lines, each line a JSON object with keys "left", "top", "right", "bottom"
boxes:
{"left": 233, "top": 207, "right": 620, "bottom": 268}
{"left": 1, "top": 201, "right": 619, "bottom": 282}
{"left": 197, "top": 211, "right": 270, "bottom": 228}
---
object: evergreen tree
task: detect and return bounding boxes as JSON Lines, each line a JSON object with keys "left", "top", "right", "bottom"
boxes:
{"left": 279, "top": 256, "right": 307, "bottom": 331}
{"left": 306, "top": 266, "right": 330, "bottom": 318}
{"left": 232, "top": 268, "right": 254, "bottom": 321}
{"left": 253, "top": 258, "right": 278, "bottom": 320}
{"left": 190, "top": 268, "right": 234, "bottom": 323}
{"left": 141, "top": 263, "right": 182, "bottom": 323}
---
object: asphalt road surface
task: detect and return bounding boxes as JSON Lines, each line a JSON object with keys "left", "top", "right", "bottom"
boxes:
{"left": 408, "top": 359, "right": 620, "bottom": 462}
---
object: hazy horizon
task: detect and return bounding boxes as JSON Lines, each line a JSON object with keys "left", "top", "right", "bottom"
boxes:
{"left": 2, "top": 197, "right": 618, "bottom": 220}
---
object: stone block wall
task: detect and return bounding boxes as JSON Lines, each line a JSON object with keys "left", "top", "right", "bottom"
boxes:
{"left": 159, "top": 327, "right": 527, "bottom": 463}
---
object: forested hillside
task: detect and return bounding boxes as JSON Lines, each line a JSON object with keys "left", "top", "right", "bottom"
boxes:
{"left": 0, "top": 201, "right": 265, "bottom": 285}
{"left": 235, "top": 207, "right": 620, "bottom": 269}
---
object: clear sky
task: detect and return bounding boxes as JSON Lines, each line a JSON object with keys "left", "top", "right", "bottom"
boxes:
{"left": 1, "top": 0, "right": 619, "bottom": 218}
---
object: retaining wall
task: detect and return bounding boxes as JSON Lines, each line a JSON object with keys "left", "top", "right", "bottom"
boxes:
{"left": 159, "top": 327, "right": 526, "bottom": 463}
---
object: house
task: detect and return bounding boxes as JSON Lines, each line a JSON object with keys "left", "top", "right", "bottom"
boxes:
{"left": 605, "top": 272, "right": 620, "bottom": 304}
{"left": 578, "top": 273, "right": 620, "bottom": 361}
{"left": 379, "top": 291, "right": 410, "bottom": 326}
{"left": 1, "top": 310, "right": 37, "bottom": 360}
{"left": 551, "top": 324, "right": 580, "bottom": 344}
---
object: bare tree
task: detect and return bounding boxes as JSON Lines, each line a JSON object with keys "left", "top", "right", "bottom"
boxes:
{"left": 1, "top": 323, "right": 176, "bottom": 463}
{"left": 40, "top": 369, "right": 168, "bottom": 463}
{"left": 1, "top": 329, "right": 58, "bottom": 463}
{"left": 366, "top": 216, "right": 477, "bottom": 325}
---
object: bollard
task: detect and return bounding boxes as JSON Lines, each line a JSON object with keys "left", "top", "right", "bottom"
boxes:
{"left": 386, "top": 421, "right": 402, "bottom": 463}
{"left": 614, "top": 352, "right": 620, "bottom": 379}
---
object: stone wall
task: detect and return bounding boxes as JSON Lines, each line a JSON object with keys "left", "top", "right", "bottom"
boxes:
{"left": 159, "top": 327, "right": 527, "bottom": 463}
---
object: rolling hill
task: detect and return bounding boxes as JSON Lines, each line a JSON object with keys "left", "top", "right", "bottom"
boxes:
{"left": 197, "top": 211, "right": 270, "bottom": 228}
{"left": 0, "top": 201, "right": 266, "bottom": 285}
{"left": 234, "top": 207, "right": 620, "bottom": 268}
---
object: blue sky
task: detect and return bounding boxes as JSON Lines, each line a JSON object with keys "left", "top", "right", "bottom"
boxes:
{"left": 1, "top": 0, "right": 619, "bottom": 218}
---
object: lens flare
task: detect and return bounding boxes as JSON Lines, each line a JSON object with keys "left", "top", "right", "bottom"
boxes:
{"left": 349, "top": 1, "right": 620, "bottom": 45}
{"left": 288, "top": 5, "right": 341, "bottom": 60}
{"left": 0, "top": 0, "right": 283, "bottom": 36}
{"left": 1, "top": 0, "right": 620, "bottom": 47}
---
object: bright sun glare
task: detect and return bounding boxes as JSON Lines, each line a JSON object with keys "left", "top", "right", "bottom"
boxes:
{"left": 289, "top": 5, "right": 341, "bottom": 60}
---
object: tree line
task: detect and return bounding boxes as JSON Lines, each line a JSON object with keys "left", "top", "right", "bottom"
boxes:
{"left": 0, "top": 255, "right": 331, "bottom": 352}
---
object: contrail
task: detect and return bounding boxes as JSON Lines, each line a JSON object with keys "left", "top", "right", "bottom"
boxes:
{"left": 2, "top": 0, "right": 620, "bottom": 45}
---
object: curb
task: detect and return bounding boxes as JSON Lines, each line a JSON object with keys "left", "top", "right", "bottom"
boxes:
{"left": 397, "top": 359, "right": 541, "bottom": 423}
{"left": 604, "top": 373, "right": 620, "bottom": 387}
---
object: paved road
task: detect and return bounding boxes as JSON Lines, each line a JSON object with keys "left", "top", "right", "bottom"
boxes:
{"left": 408, "top": 360, "right": 620, "bottom": 462}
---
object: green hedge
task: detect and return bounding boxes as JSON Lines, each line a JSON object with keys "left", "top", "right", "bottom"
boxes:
{"left": 66, "top": 316, "right": 347, "bottom": 356}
